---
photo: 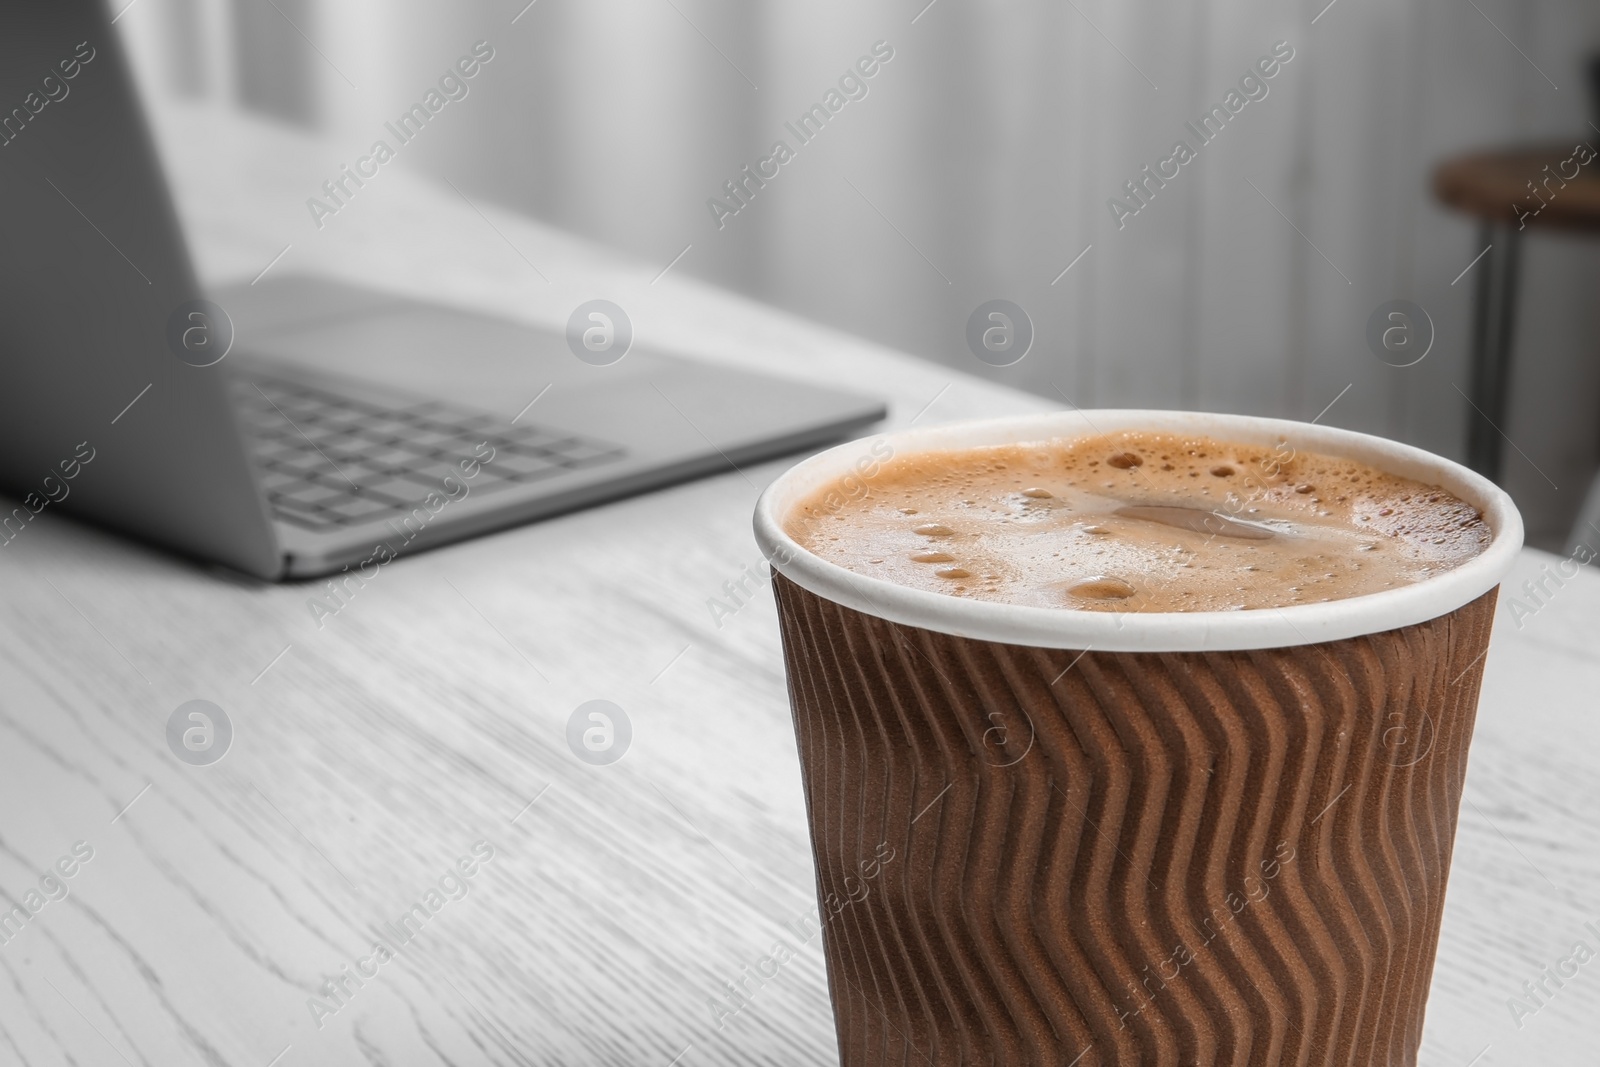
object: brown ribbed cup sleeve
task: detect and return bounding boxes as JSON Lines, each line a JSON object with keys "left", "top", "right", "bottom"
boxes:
{"left": 772, "top": 572, "right": 1498, "bottom": 1067}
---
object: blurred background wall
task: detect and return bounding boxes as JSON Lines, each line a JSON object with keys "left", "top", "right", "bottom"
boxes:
{"left": 118, "top": 0, "right": 1600, "bottom": 548}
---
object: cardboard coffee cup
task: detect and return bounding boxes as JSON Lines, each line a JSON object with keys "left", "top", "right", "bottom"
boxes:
{"left": 753, "top": 411, "right": 1522, "bottom": 1067}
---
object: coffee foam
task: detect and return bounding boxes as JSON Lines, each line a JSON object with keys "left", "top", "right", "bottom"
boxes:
{"left": 784, "top": 430, "right": 1491, "bottom": 613}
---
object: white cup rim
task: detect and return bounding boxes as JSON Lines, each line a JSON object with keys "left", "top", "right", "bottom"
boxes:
{"left": 752, "top": 409, "right": 1523, "bottom": 652}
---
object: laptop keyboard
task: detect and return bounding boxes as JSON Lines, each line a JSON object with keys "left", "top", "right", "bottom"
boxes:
{"left": 232, "top": 374, "right": 627, "bottom": 531}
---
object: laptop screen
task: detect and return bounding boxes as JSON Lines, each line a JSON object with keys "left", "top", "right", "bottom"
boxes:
{"left": 0, "top": 1, "right": 281, "bottom": 576}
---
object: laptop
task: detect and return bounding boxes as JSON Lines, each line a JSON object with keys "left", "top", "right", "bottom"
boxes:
{"left": 0, "top": 2, "right": 884, "bottom": 580}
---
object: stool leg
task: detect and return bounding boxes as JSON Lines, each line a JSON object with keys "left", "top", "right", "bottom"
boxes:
{"left": 1466, "top": 223, "right": 1523, "bottom": 482}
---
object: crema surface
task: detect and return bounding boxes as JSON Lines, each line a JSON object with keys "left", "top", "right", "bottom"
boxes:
{"left": 785, "top": 431, "right": 1490, "bottom": 612}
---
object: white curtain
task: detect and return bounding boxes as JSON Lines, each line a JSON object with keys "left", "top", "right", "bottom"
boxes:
{"left": 121, "top": 0, "right": 1600, "bottom": 545}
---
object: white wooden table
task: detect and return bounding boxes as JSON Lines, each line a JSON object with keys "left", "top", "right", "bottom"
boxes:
{"left": 0, "top": 104, "right": 1594, "bottom": 1066}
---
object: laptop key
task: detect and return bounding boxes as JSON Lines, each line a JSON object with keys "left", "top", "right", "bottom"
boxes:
{"left": 355, "top": 422, "right": 416, "bottom": 445}
{"left": 329, "top": 448, "right": 386, "bottom": 473}
{"left": 400, "top": 461, "right": 471, "bottom": 486}
{"left": 403, "top": 428, "right": 466, "bottom": 449}
{"left": 357, "top": 446, "right": 424, "bottom": 470}
{"left": 360, "top": 477, "right": 432, "bottom": 504}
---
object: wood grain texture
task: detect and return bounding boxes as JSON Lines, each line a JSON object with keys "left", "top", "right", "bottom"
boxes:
{"left": 0, "top": 103, "right": 1595, "bottom": 1067}
{"left": 1433, "top": 146, "right": 1600, "bottom": 232}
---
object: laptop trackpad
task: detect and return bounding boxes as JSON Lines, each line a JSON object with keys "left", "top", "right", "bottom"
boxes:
{"left": 235, "top": 303, "right": 656, "bottom": 416}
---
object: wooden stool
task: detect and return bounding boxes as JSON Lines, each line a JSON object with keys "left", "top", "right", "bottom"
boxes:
{"left": 1432, "top": 142, "right": 1600, "bottom": 481}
